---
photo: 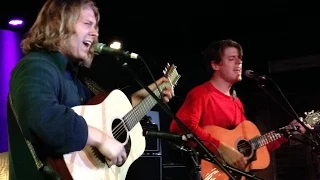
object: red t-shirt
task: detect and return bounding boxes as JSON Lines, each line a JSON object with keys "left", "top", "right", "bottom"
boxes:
{"left": 170, "top": 81, "right": 287, "bottom": 153}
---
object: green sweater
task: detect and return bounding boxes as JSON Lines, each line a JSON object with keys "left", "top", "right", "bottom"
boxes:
{"left": 7, "top": 51, "right": 92, "bottom": 180}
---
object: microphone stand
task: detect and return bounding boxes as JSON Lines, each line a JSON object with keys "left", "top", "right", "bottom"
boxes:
{"left": 179, "top": 145, "right": 202, "bottom": 180}
{"left": 171, "top": 142, "right": 262, "bottom": 180}
{"left": 255, "top": 78, "right": 320, "bottom": 150}
{"left": 114, "top": 56, "right": 257, "bottom": 180}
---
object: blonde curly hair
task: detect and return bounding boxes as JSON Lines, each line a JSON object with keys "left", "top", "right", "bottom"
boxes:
{"left": 21, "top": 0, "right": 100, "bottom": 55}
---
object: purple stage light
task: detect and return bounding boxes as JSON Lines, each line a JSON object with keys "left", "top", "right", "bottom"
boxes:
{"left": 8, "top": 19, "right": 24, "bottom": 26}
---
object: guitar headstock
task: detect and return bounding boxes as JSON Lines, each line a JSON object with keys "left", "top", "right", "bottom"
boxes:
{"left": 302, "top": 110, "right": 320, "bottom": 129}
{"left": 163, "top": 63, "right": 181, "bottom": 88}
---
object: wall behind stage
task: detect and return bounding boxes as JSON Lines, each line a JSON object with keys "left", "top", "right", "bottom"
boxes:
{"left": 0, "top": 29, "right": 23, "bottom": 153}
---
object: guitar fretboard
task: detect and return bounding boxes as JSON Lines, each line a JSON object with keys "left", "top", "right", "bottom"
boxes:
{"left": 249, "top": 130, "right": 284, "bottom": 150}
{"left": 123, "top": 82, "right": 170, "bottom": 131}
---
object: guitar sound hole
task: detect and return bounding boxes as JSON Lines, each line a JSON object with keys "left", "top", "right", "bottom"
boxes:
{"left": 237, "top": 140, "right": 252, "bottom": 157}
{"left": 112, "top": 118, "right": 128, "bottom": 143}
{"left": 90, "top": 118, "right": 131, "bottom": 166}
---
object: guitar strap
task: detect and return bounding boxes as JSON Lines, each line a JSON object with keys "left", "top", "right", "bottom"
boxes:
{"left": 9, "top": 94, "right": 62, "bottom": 180}
{"left": 9, "top": 74, "right": 105, "bottom": 179}
{"left": 231, "top": 86, "right": 237, "bottom": 100}
{"left": 82, "top": 76, "right": 107, "bottom": 95}
{"left": 82, "top": 76, "right": 135, "bottom": 106}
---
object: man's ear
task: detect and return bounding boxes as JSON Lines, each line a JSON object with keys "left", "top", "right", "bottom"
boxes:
{"left": 211, "top": 60, "right": 220, "bottom": 71}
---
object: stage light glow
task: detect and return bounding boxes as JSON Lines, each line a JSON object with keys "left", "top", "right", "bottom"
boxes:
{"left": 110, "top": 41, "right": 121, "bottom": 49}
{"left": 8, "top": 19, "right": 24, "bottom": 26}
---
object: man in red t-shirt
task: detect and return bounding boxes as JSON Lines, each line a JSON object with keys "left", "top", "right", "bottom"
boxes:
{"left": 169, "top": 39, "right": 306, "bottom": 172}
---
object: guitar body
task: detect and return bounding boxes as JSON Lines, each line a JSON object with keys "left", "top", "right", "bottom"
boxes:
{"left": 201, "top": 120, "right": 270, "bottom": 180}
{"left": 45, "top": 63, "right": 181, "bottom": 180}
{"left": 62, "top": 89, "right": 146, "bottom": 180}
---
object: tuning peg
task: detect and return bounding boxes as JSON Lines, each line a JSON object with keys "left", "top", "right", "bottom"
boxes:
{"left": 299, "top": 117, "right": 303, "bottom": 122}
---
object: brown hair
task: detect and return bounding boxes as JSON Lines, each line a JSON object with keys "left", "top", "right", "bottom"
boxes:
{"left": 203, "top": 39, "right": 243, "bottom": 75}
{"left": 21, "top": 0, "right": 100, "bottom": 54}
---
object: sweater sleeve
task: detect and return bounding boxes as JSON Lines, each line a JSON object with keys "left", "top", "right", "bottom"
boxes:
{"left": 9, "top": 57, "right": 88, "bottom": 154}
{"left": 266, "top": 136, "right": 288, "bottom": 151}
{"left": 170, "top": 89, "right": 221, "bottom": 152}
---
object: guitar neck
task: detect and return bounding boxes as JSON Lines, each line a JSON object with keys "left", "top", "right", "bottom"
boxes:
{"left": 249, "top": 129, "right": 284, "bottom": 150}
{"left": 123, "top": 82, "right": 170, "bottom": 131}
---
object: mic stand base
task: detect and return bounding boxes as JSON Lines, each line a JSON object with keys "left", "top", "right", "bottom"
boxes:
{"left": 169, "top": 142, "right": 201, "bottom": 180}
{"left": 188, "top": 148, "right": 201, "bottom": 180}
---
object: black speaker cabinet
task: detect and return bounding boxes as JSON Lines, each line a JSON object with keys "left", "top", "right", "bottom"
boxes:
{"left": 141, "top": 113, "right": 162, "bottom": 154}
{"left": 162, "top": 163, "right": 189, "bottom": 180}
{"left": 142, "top": 124, "right": 161, "bottom": 154}
{"left": 126, "top": 155, "right": 162, "bottom": 180}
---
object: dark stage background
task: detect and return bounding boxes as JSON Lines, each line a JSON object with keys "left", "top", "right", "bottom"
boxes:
{"left": 1, "top": 2, "right": 320, "bottom": 179}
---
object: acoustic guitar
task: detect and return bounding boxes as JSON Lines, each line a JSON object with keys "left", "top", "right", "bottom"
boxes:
{"left": 47, "top": 63, "right": 181, "bottom": 180}
{"left": 201, "top": 111, "right": 320, "bottom": 180}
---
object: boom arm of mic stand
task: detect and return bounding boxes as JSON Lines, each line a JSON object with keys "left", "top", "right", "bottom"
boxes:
{"left": 257, "top": 78, "right": 320, "bottom": 149}
{"left": 114, "top": 57, "right": 236, "bottom": 180}
{"left": 286, "top": 134, "right": 317, "bottom": 147}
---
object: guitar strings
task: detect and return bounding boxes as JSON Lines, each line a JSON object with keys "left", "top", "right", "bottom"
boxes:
{"left": 111, "top": 73, "right": 177, "bottom": 139}
{"left": 112, "top": 105, "right": 290, "bottom": 156}
{"left": 111, "top": 92, "right": 156, "bottom": 139}
{"left": 112, "top": 105, "right": 285, "bottom": 152}
{"left": 236, "top": 131, "right": 283, "bottom": 150}
{"left": 111, "top": 82, "right": 170, "bottom": 141}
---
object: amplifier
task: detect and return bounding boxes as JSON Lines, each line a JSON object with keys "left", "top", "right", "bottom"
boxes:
{"left": 141, "top": 111, "right": 161, "bottom": 154}
{"left": 126, "top": 155, "right": 162, "bottom": 180}
{"left": 142, "top": 123, "right": 161, "bottom": 154}
{"left": 162, "top": 163, "right": 189, "bottom": 180}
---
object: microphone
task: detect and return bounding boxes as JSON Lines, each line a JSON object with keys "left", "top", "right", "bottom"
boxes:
{"left": 93, "top": 43, "right": 140, "bottom": 59}
{"left": 244, "top": 70, "right": 267, "bottom": 81}
{"left": 142, "top": 130, "right": 189, "bottom": 142}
